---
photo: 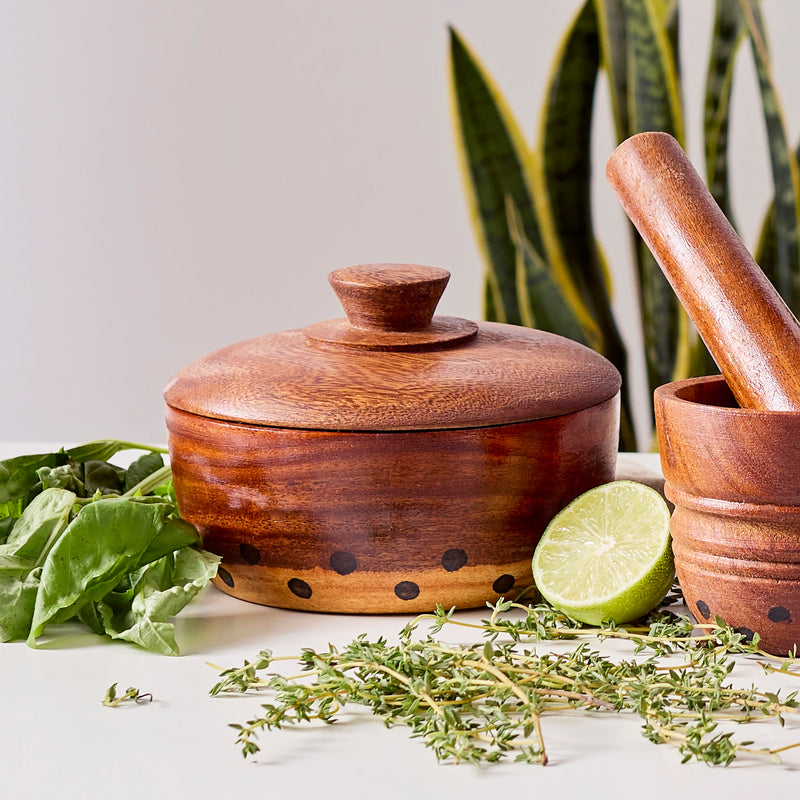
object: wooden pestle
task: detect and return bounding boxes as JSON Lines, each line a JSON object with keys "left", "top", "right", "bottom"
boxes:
{"left": 606, "top": 130, "right": 800, "bottom": 411}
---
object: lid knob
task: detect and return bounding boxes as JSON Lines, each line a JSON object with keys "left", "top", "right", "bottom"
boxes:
{"left": 305, "top": 262, "right": 478, "bottom": 351}
{"left": 329, "top": 264, "right": 450, "bottom": 332}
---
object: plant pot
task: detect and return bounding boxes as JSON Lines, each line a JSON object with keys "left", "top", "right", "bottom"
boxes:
{"left": 655, "top": 374, "right": 800, "bottom": 655}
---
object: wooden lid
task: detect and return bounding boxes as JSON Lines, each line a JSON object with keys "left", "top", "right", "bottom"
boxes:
{"left": 164, "top": 264, "right": 621, "bottom": 431}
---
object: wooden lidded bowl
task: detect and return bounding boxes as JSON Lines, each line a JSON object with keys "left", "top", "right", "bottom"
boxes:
{"left": 164, "top": 264, "right": 621, "bottom": 613}
{"left": 655, "top": 375, "right": 800, "bottom": 655}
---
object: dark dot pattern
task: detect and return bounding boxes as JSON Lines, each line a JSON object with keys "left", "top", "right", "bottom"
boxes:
{"left": 768, "top": 606, "right": 792, "bottom": 623}
{"left": 734, "top": 626, "right": 755, "bottom": 643}
{"left": 441, "top": 548, "right": 468, "bottom": 572}
{"left": 288, "top": 578, "right": 312, "bottom": 599}
{"left": 219, "top": 547, "right": 584, "bottom": 606}
{"left": 218, "top": 566, "right": 234, "bottom": 588}
{"left": 493, "top": 574, "right": 515, "bottom": 594}
{"left": 239, "top": 543, "right": 261, "bottom": 565}
{"left": 695, "top": 599, "right": 710, "bottom": 620}
{"left": 394, "top": 581, "right": 420, "bottom": 601}
{"left": 330, "top": 551, "right": 357, "bottom": 575}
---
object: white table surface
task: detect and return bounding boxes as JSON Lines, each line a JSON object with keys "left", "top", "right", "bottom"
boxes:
{"left": 2, "top": 444, "right": 799, "bottom": 799}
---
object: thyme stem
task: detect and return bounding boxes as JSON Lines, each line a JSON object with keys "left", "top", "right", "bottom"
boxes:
{"left": 212, "top": 599, "right": 800, "bottom": 767}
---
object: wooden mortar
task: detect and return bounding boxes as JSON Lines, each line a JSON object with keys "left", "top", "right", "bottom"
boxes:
{"left": 607, "top": 132, "right": 800, "bottom": 654}
{"left": 655, "top": 376, "right": 800, "bottom": 655}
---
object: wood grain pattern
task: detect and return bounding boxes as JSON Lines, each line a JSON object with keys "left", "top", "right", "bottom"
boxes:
{"left": 607, "top": 131, "right": 800, "bottom": 411}
{"left": 655, "top": 375, "right": 800, "bottom": 655}
{"left": 304, "top": 315, "right": 479, "bottom": 352}
{"left": 166, "top": 399, "right": 619, "bottom": 613}
{"left": 164, "top": 322, "right": 621, "bottom": 431}
{"left": 328, "top": 263, "right": 450, "bottom": 331}
{"left": 165, "top": 262, "right": 622, "bottom": 613}
{"left": 307, "top": 264, "right": 480, "bottom": 350}
{"left": 671, "top": 500, "right": 800, "bottom": 657}
{"left": 164, "top": 263, "right": 620, "bottom": 431}
{"left": 655, "top": 376, "right": 800, "bottom": 503}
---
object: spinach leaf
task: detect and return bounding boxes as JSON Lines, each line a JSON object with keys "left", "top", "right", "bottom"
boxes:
{"left": 65, "top": 440, "right": 167, "bottom": 464}
{"left": 77, "top": 602, "right": 105, "bottom": 636}
{"left": 83, "top": 460, "right": 126, "bottom": 495}
{"left": 0, "top": 568, "right": 41, "bottom": 642}
{"left": 0, "top": 499, "right": 24, "bottom": 522}
{"left": 27, "top": 497, "right": 174, "bottom": 643}
{"left": 37, "top": 462, "right": 86, "bottom": 494}
{"left": 97, "top": 548, "right": 220, "bottom": 655}
{"left": 1, "top": 440, "right": 218, "bottom": 655}
{"left": 38, "top": 456, "right": 156, "bottom": 499}
{"left": 135, "top": 515, "right": 200, "bottom": 568}
{"left": 124, "top": 451, "right": 165, "bottom": 492}
{"left": 39, "top": 459, "right": 127, "bottom": 497}
{"left": 0, "top": 488, "right": 75, "bottom": 641}
{"left": 1, "top": 441, "right": 167, "bottom": 518}
{"left": 3, "top": 488, "right": 75, "bottom": 562}
{"left": 0, "top": 516, "right": 16, "bottom": 544}
{"left": 0, "top": 451, "right": 66, "bottom": 515}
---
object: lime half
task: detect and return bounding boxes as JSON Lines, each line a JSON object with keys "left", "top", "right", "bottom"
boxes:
{"left": 532, "top": 481, "right": 673, "bottom": 625}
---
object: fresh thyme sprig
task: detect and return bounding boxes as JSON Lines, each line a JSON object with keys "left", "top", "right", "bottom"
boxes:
{"left": 211, "top": 598, "right": 800, "bottom": 767}
{"left": 408, "top": 599, "right": 776, "bottom": 659}
{"left": 102, "top": 683, "right": 153, "bottom": 707}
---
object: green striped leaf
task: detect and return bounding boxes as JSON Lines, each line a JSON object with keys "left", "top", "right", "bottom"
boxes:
{"left": 507, "top": 199, "right": 636, "bottom": 451}
{"left": 753, "top": 142, "right": 800, "bottom": 296}
{"left": 449, "top": 26, "right": 542, "bottom": 325}
{"left": 507, "top": 199, "right": 588, "bottom": 344}
{"left": 623, "top": 0, "right": 684, "bottom": 145}
{"left": 740, "top": 0, "right": 800, "bottom": 309}
{"left": 621, "top": 0, "right": 690, "bottom": 390}
{"left": 596, "top": 0, "right": 681, "bottom": 129}
{"left": 536, "top": 0, "right": 637, "bottom": 449}
{"left": 705, "top": 0, "right": 745, "bottom": 228}
{"left": 595, "top": 0, "right": 630, "bottom": 142}
{"left": 656, "top": 0, "right": 681, "bottom": 82}
{"left": 534, "top": 0, "right": 606, "bottom": 350}
{"left": 675, "top": 0, "right": 747, "bottom": 380}
{"left": 754, "top": 196, "right": 777, "bottom": 279}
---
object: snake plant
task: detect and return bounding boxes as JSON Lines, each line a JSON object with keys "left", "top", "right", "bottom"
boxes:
{"left": 450, "top": 0, "right": 800, "bottom": 450}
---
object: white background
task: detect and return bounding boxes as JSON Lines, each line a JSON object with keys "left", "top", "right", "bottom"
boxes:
{"left": 1, "top": 1, "right": 798, "bottom": 446}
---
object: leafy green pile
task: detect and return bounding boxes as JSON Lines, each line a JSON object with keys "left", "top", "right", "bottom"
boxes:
{"left": 0, "top": 440, "right": 219, "bottom": 655}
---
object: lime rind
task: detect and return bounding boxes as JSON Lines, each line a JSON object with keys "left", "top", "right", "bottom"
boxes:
{"left": 532, "top": 481, "right": 673, "bottom": 625}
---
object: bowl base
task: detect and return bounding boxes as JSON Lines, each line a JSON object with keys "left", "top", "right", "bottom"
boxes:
{"left": 211, "top": 559, "right": 534, "bottom": 614}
